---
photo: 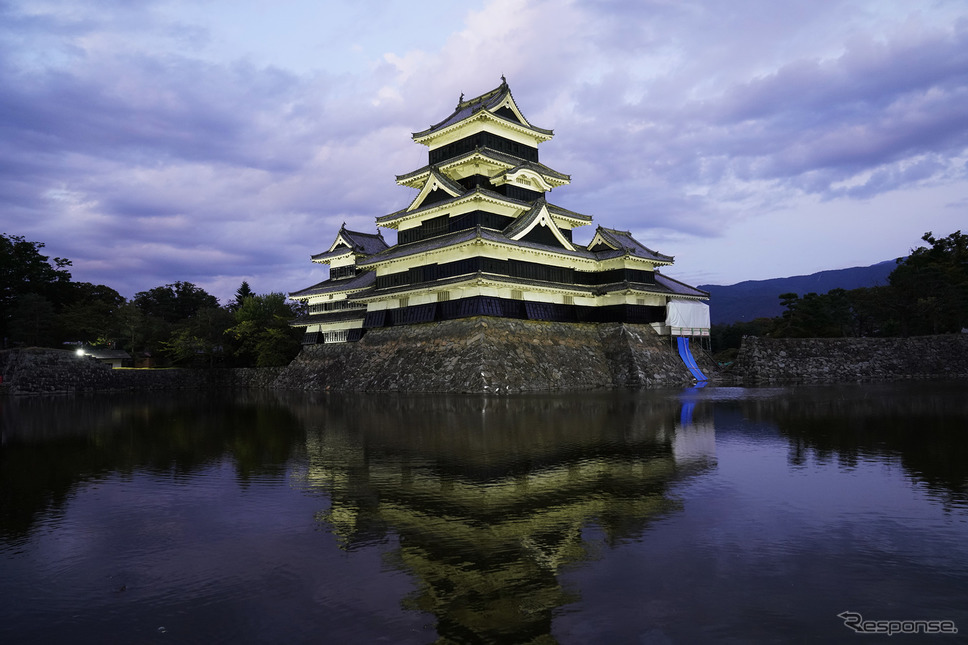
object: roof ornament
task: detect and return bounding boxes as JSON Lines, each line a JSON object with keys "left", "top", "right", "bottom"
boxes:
{"left": 458, "top": 92, "right": 464, "bottom": 108}
{"left": 501, "top": 74, "right": 507, "bottom": 85}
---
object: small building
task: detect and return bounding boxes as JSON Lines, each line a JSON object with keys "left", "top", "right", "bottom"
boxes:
{"left": 76, "top": 346, "right": 132, "bottom": 369}
{"left": 290, "top": 79, "right": 709, "bottom": 343}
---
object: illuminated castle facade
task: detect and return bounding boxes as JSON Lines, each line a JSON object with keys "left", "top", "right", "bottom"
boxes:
{"left": 290, "top": 79, "right": 709, "bottom": 344}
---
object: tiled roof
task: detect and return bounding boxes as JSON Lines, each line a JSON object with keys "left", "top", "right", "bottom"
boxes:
{"left": 311, "top": 226, "right": 389, "bottom": 261}
{"left": 502, "top": 200, "right": 549, "bottom": 239}
{"left": 653, "top": 273, "right": 709, "bottom": 298}
{"left": 395, "top": 147, "right": 570, "bottom": 184}
{"left": 358, "top": 228, "right": 482, "bottom": 266}
{"left": 347, "top": 269, "right": 706, "bottom": 301}
{"left": 482, "top": 272, "right": 694, "bottom": 299}
{"left": 290, "top": 309, "right": 368, "bottom": 327}
{"left": 311, "top": 248, "right": 352, "bottom": 262}
{"left": 289, "top": 270, "right": 376, "bottom": 298}
{"left": 423, "top": 168, "right": 467, "bottom": 199}
{"left": 590, "top": 227, "right": 674, "bottom": 263}
{"left": 546, "top": 202, "right": 592, "bottom": 223}
{"left": 346, "top": 272, "right": 486, "bottom": 300}
{"left": 412, "top": 80, "right": 553, "bottom": 139}
{"left": 359, "top": 225, "right": 601, "bottom": 268}
{"left": 378, "top": 186, "right": 526, "bottom": 224}
{"left": 346, "top": 229, "right": 389, "bottom": 255}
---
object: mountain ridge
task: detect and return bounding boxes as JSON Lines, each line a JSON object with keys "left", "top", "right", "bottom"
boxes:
{"left": 699, "top": 260, "right": 899, "bottom": 325}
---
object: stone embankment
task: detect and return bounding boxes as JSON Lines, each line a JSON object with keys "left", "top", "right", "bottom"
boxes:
{"left": 734, "top": 334, "right": 968, "bottom": 384}
{"left": 6, "top": 327, "right": 966, "bottom": 395}
{"left": 0, "top": 318, "right": 713, "bottom": 396}
{"left": 0, "top": 348, "right": 282, "bottom": 396}
{"left": 274, "top": 317, "right": 710, "bottom": 393}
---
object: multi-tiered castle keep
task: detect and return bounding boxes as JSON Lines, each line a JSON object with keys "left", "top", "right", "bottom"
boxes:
{"left": 290, "top": 79, "right": 710, "bottom": 351}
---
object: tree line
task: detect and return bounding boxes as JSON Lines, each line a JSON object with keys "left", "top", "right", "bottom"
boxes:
{"left": 711, "top": 230, "right": 968, "bottom": 360}
{"left": 5, "top": 230, "right": 965, "bottom": 367}
{"left": 1, "top": 233, "right": 306, "bottom": 367}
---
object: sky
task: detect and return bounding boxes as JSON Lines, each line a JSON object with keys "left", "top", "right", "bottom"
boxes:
{"left": 2, "top": 0, "right": 967, "bottom": 304}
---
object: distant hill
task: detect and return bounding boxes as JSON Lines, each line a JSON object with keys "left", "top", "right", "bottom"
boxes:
{"left": 700, "top": 260, "right": 899, "bottom": 325}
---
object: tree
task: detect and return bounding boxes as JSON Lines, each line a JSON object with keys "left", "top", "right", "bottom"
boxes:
{"left": 58, "top": 282, "right": 126, "bottom": 345}
{"left": 163, "top": 306, "right": 234, "bottom": 367}
{"left": 227, "top": 293, "right": 302, "bottom": 367}
{"left": 710, "top": 317, "right": 774, "bottom": 362}
{"left": 889, "top": 231, "right": 968, "bottom": 335}
{"left": 133, "top": 282, "right": 220, "bottom": 323}
{"left": 228, "top": 281, "right": 255, "bottom": 312}
{"left": 771, "top": 289, "right": 869, "bottom": 338}
{"left": 843, "top": 286, "right": 898, "bottom": 337}
{"left": 8, "top": 293, "right": 57, "bottom": 347}
{"left": 131, "top": 282, "right": 220, "bottom": 361}
{"left": 114, "top": 302, "right": 146, "bottom": 355}
{"left": 1, "top": 233, "right": 73, "bottom": 343}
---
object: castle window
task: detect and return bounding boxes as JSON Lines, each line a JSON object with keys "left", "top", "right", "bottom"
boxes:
{"left": 330, "top": 265, "right": 357, "bottom": 280}
{"left": 309, "top": 300, "right": 365, "bottom": 314}
{"left": 323, "top": 329, "right": 349, "bottom": 343}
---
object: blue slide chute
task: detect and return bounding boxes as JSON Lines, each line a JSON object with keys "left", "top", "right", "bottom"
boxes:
{"left": 676, "top": 336, "right": 707, "bottom": 382}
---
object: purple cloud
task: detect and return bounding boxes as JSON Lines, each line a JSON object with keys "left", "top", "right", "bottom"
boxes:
{"left": 1, "top": 0, "right": 967, "bottom": 299}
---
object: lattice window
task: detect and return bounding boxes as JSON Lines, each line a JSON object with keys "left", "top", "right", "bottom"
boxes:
{"left": 323, "top": 329, "right": 349, "bottom": 343}
{"left": 330, "top": 265, "right": 356, "bottom": 280}
{"left": 309, "top": 300, "right": 366, "bottom": 314}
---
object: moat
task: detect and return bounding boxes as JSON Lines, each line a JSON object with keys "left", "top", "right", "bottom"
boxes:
{"left": 2, "top": 382, "right": 966, "bottom": 643}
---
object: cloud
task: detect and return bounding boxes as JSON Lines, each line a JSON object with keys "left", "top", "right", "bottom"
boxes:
{"left": 1, "top": 0, "right": 967, "bottom": 299}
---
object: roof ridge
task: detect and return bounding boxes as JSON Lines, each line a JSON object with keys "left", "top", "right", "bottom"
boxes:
{"left": 455, "top": 77, "right": 508, "bottom": 111}
{"left": 598, "top": 225, "right": 633, "bottom": 236}
{"left": 343, "top": 228, "right": 383, "bottom": 238}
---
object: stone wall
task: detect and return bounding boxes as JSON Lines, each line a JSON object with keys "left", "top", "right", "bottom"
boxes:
{"left": 0, "top": 348, "right": 282, "bottom": 396}
{"left": 274, "top": 317, "right": 710, "bottom": 393}
{"left": 734, "top": 334, "right": 968, "bottom": 384}
{"left": 15, "top": 330, "right": 965, "bottom": 394}
{"left": 1, "top": 319, "right": 715, "bottom": 395}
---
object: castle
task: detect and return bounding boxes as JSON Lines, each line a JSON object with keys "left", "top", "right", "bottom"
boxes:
{"left": 289, "top": 79, "right": 709, "bottom": 351}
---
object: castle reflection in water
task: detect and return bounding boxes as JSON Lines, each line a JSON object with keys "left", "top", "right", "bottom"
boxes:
{"left": 288, "top": 392, "right": 716, "bottom": 643}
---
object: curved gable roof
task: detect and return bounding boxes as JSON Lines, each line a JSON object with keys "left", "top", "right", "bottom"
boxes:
{"left": 504, "top": 200, "right": 576, "bottom": 251}
{"left": 588, "top": 227, "right": 673, "bottom": 264}
{"left": 412, "top": 78, "right": 553, "bottom": 141}
{"left": 406, "top": 168, "right": 467, "bottom": 212}
{"left": 311, "top": 225, "right": 389, "bottom": 262}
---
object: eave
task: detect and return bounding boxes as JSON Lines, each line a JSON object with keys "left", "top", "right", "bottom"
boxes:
{"left": 405, "top": 168, "right": 466, "bottom": 212}
{"left": 359, "top": 226, "right": 608, "bottom": 273}
{"left": 396, "top": 148, "right": 570, "bottom": 189}
{"left": 376, "top": 188, "right": 529, "bottom": 229}
{"left": 288, "top": 272, "right": 377, "bottom": 299}
{"left": 413, "top": 110, "right": 553, "bottom": 149}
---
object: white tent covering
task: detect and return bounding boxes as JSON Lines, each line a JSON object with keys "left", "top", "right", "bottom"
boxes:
{"left": 666, "top": 299, "right": 710, "bottom": 335}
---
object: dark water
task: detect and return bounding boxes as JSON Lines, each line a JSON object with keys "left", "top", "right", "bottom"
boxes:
{"left": 1, "top": 382, "right": 967, "bottom": 644}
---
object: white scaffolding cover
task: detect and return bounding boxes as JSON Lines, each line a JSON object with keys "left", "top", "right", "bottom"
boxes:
{"left": 666, "top": 299, "right": 710, "bottom": 330}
